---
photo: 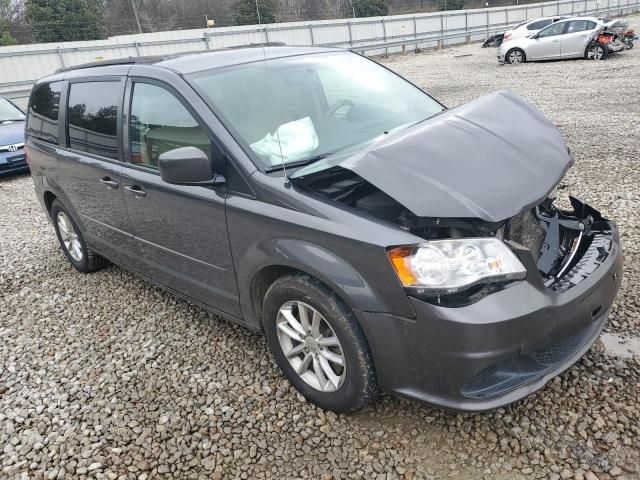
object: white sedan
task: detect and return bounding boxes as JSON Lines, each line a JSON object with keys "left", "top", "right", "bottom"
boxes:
{"left": 497, "top": 17, "right": 611, "bottom": 64}
{"left": 502, "top": 16, "right": 567, "bottom": 43}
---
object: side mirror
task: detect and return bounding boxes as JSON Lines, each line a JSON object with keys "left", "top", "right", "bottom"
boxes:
{"left": 158, "top": 147, "right": 225, "bottom": 186}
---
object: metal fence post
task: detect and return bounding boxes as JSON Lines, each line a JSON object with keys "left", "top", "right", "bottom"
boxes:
{"left": 439, "top": 13, "right": 444, "bottom": 49}
{"left": 413, "top": 15, "right": 418, "bottom": 52}
{"left": 347, "top": 21, "right": 353, "bottom": 47}
{"left": 56, "top": 47, "right": 66, "bottom": 69}
{"left": 465, "top": 11, "right": 470, "bottom": 44}
{"left": 382, "top": 18, "right": 388, "bottom": 57}
{"left": 309, "top": 24, "right": 315, "bottom": 45}
{"left": 486, "top": 9, "right": 490, "bottom": 38}
{"left": 264, "top": 26, "right": 269, "bottom": 43}
{"left": 202, "top": 33, "right": 210, "bottom": 50}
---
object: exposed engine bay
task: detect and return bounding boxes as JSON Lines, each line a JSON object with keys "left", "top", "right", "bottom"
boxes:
{"left": 294, "top": 167, "right": 614, "bottom": 292}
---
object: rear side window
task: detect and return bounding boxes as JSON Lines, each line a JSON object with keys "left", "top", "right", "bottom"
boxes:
{"left": 528, "top": 20, "right": 552, "bottom": 30}
{"left": 67, "top": 81, "right": 121, "bottom": 160}
{"left": 28, "top": 82, "right": 63, "bottom": 145}
{"left": 567, "top": 20, "right": 597, "bottom": 33}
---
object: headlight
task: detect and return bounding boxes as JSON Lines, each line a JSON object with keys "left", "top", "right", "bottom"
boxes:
{"left": 387, "top": 238, "right": 527, "bottom": 294}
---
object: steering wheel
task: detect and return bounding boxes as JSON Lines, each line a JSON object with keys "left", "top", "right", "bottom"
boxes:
{"left": 327, "top": 99, "right": 355, "bottom": 118}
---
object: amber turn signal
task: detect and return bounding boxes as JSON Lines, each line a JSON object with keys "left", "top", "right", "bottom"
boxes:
{"left": 387, "top": 246, "right": 417, "bottom": 287}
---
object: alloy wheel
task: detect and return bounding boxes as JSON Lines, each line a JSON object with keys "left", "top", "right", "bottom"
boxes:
{"left": 57, "top": 211, "right": 83, "bottom": 262}
{"left": 588, "top": 45, "right": 604, "bottom": 60}
{"left": 276, "top": 301, "right": 346, "bottom": 392}
{"left": 508, "top": 50, "right": 523, "bottom": 64}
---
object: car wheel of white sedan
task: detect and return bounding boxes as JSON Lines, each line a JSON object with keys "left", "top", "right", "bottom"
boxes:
{"left": 506, "top": 48, "right": 526, "bottom": 64}
{"left": 586, "top": 43, "right": 608, "bottom": 60}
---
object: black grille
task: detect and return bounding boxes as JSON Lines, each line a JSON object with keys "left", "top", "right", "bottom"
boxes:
{"left": 550, "top": 233, "right": 612, "bottom": 293}
{"left": 531, "top": 330, "right": 585, "bottom": 366}
{"left": 506, "top": 209, "right": 546, "bottom": 261}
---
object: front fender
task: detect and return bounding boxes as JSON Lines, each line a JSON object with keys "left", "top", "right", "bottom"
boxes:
{"left": 237, "top": 237, "right": 414, "bottom": 329}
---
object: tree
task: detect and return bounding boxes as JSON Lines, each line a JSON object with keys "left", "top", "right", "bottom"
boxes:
{"left": 0, "top": 0, "right": 18, "bottom": 45}
{"left": 352, "top": 0, "right": 388, "bottom": 17}
{"left": 0, "top": 30, "right": 16, "bottom": 45}
{"left": 234, "top": 0, "right": 276, "bottom": 25}
{"left": 25, "top": 0, "right": 106, "bottom": 43}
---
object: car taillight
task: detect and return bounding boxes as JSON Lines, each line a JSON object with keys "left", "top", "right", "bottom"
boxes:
{"left": 504, "top": 32, "right": 512, "bottom": 39}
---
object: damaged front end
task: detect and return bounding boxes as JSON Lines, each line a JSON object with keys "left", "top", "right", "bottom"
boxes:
{"left": 294, "top": 164, "right": 615, "bottom": 303}
{"left": 504, "top": 195, "right": 616, "bottom": 292}
{"left": 291, "top": 89, "right": 615, "bottom": 304}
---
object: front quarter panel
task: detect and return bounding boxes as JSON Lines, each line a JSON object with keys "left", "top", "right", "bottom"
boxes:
{"left": 226, "top": 178, "right": 419, "bottom": 329}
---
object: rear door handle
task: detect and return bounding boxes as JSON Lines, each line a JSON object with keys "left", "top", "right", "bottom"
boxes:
{"left": 99, "top": 177, "right": 119, "bottom": 189}
{"left": 124, "top": 185, "right": 147, "bottom": 198}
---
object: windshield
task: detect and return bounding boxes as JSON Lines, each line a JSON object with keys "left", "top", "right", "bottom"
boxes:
{"left": 190, "top": 51, "right": 444, "bottom": 171}
{"left": 0, "top": 97, "right": 25, "bottom": 123}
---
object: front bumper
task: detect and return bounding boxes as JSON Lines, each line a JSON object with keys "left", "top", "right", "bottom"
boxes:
{"left": 0, "top": 151, "right": 29, "bottom": 177}
{"left": 358, "top": 223, "right": 622, "bottom": 411}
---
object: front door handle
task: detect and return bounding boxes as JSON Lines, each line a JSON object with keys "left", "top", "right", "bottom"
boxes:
{"left": 99, "top": 177, "right": 119, "bottom": 189}
{"left": 124, "top": 185, "right": 147, "bottom": 198}
{"left": 552, "top": 39, "right": 560, "bottom": 43}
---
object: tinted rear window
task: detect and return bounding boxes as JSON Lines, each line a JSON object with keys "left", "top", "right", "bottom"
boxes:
{"left": 28, "top": 82, "right": 63, "bottom": 145}
{"left": 67, "top": 81, "right": 120, "bottom": 160}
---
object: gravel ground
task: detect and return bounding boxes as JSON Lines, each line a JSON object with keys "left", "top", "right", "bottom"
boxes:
{"left": 2, "top": 17, "right": 640, "bottom": 480}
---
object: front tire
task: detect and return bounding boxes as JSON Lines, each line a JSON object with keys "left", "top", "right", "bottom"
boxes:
{"left": 506, "top": 48, "right": 526, "bottom": 64}
{"left": 50, "top": 199, "right": 108, "bottom": 273}
{"left": 262, "top": 274, "right": 378, "bottom": 412}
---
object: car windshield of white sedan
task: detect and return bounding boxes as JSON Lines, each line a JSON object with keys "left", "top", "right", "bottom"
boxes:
{"left": 190, "top": 52, "right": 444, "bottom": 170}
{"left": 0, "top": 98, "right": 25, "bottom": 123}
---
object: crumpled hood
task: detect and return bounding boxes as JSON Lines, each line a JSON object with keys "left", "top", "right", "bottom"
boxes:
{"left": 318, "top": 90, "right": 571, "bottom": 223}
{"left": 0, "top": 121, "right": 26, "bottom": 146}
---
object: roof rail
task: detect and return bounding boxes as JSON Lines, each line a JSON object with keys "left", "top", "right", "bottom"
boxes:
{"left": 55, "top": 56, "right": 167, "bottom": 73}
{"left": 54, "top": 42, "right": 289, "bottom": 74}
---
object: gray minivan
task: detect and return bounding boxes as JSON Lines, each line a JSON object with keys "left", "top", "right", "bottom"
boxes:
{"left": 26, "top": 46, "right": 622, "bottom": 413}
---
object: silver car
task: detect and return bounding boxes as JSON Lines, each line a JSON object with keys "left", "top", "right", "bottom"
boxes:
{"left": 498, "top": 17, "right": 606, "bottom": 64}
{"left": 502, "top": 16, "right": 567, "bottom": 43}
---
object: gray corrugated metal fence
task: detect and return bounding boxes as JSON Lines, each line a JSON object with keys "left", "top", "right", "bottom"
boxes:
{"left": 2, "top": 0, "right": 639, "bottom": 107}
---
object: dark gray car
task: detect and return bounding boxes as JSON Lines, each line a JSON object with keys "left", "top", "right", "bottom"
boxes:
{"left": 26, "top": 47, "right": 622, "bottom": 413}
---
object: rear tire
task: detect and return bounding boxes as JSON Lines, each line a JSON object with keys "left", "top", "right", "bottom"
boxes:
{"left": 585, "top": 43, "right": 608, "bottom": 60}
{"left": 506, "top": 48, "right": 526, "bottom": 64}
{"left": 262, "top": 274, "right": 378, "bottom": 412}
{"left": 50, "top": 199, "right": 109, "bottom": 273}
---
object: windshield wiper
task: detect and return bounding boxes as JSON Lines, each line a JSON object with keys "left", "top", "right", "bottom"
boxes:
{"left": 264, "top": 153, "right": 333, "bottom": 173}
{"left": 1, "top": 118, "right": 25, "bottom": 123}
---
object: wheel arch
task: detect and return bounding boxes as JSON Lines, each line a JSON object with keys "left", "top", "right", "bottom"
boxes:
{"left": 43, "top": 190, "right": 57, "bottom": 215}
{"left": 240, "top": 238, "right": 409, "bottom": 330}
